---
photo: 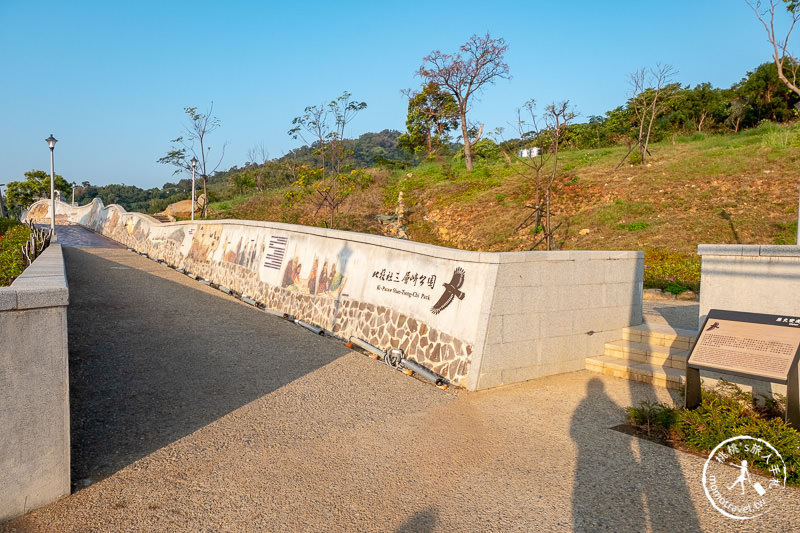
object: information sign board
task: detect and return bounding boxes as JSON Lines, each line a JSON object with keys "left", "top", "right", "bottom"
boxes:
{"left": 688, "top": 310, "right": 800, "bottom": 383}
{"left": 685, "top": 309, "right": 800, "bottom": 428}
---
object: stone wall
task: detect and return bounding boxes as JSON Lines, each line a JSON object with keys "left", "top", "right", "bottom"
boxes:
{"left": 28, "top": 198, "right": 643, "bottom": 390}
{"left": 469, "top": 251, "right": 643, "bottom": 389}
{"left": 0, "top": 243, "right": 70, "bottom": 522}
{"left": 697, "top": 245, "right": 800, "bottom": 324}
{"left": 694, "top": 244, "right": 800, "bottom": 398}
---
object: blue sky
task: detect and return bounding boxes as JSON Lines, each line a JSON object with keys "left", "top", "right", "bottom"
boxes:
{"left": 0, "top": 1, "right": 785, "bottom": 190}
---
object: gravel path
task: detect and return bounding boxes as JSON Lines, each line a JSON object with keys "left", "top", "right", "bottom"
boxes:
{"left": 2, "top": 228, "right": 798, "bottom": 532}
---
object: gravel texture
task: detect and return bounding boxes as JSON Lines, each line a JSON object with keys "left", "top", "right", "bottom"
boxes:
{"left": 3, "top": 227, "right": 798, "bottom": 532}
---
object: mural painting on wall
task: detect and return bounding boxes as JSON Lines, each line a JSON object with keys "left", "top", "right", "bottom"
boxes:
{"left": 28, "top": 203, "right": 49, "bottom": 219}
{"left": 185, "top": 225, "right": 222, "bottom": 265}
{"left": 279, "top": 243, "right": 348, "bottom": 298}
{"left": 222, "top": 234, "right": 264, "bottom": 269}
{"left": 170, "top": 223, "right": 485, "bottom": 344}
{"left": 124, "top": 217, "right": 149, "bottom": 242}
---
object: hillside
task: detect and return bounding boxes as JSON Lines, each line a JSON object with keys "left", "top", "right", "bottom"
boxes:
{"left": 217, "top": 123, "right": 800, "bottom": 290}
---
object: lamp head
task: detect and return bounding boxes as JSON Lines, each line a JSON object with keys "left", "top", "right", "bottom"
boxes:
{"left": 45, "top": 134, "right": 58, "bottom": 149}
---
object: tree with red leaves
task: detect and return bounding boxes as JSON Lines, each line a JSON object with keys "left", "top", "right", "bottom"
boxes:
{"left": 418, "top": 33, "right": 510, "bottom": 171}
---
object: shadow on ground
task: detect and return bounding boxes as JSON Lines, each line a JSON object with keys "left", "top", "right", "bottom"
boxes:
{"left": 64, "top": 247, "right": 350, "bottom": 488}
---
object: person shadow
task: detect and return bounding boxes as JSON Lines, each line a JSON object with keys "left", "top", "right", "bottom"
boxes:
{"left": 571, "top": 378, "right": 647, "bottom": 531}
{"left": 633, "top": 377, "right": 703, "bottom": 532}
{"left": 570, "top": 379, "right": 704, "bottom": 530}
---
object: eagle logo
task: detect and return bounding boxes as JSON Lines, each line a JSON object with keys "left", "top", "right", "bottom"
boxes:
{"left": 431, "top": 267, "right": 466, "bottom": 315}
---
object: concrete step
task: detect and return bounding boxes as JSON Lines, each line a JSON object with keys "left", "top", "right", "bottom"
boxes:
{"left": 623, "top": 323, "right": 698, "bottom": 350}
{"left": 604, "top": 339, "right": 689, "bottom": 370}
{"left": 585, "top": 322, "right": 699, "bottom": 390}
{"left": 585, "top": 354, "right": 686, "bottom": 390}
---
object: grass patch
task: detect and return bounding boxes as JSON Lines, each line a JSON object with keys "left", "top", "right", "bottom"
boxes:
{"left": 626, "top": 221, "right": 650, "bottom": 231}
{"left": 774, "top": 221, "right": 798, "bottom": 245}
{"left": 644, "top": 249, "right": 700, "bottom": 293}
{"left": 591, "top": 200, "right": 654, "bottom": 227}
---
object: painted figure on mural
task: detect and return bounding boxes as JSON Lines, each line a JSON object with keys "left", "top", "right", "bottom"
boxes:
{"left": 293, "top": 262, "right": 303, "bottom": 286}
{"left": 318, "top": 261, "right": 329, "bottom": 293}
{"left": 282, "top": 257, "right": 298, "bottom": 288}
{"left": 186, "top": 225, "right": 222, "bottom": 264}
{"left": 328, "top": 264, "right": 343, "bottom": 292}
{"left": 307, "top": 258, "right": 319, "bottom": 294}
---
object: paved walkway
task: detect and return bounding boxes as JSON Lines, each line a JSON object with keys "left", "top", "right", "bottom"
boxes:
{"left": 54, "top": 225, "right": 126, "bottom": 249}
{"left": 3, "top": 226, "right": 798, "bottom": 532}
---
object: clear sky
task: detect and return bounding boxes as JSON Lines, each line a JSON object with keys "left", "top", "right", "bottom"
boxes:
{"left": 0, "top": 0, "right": 784, "bottom": 190}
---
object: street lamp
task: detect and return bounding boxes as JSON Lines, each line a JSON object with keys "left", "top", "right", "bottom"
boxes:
{"left": 190, "top": 156, "right": 198, "bottom": 221}
{"left": 45, "top": 134, "right": 58, "bottom": 232}
{"left": 71, "top": 182, "right": 76, "bottom": 206}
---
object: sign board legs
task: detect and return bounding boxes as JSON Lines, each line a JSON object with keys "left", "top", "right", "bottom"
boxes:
{"left": 685, "top": 366, "right": 701, "bottom": 410}
{"left": 788, "top": 360, "right": 800, "bottom": 429}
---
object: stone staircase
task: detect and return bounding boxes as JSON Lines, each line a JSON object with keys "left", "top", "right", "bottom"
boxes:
{"left": 585, "top": 323, "right": 698, "bottom": 390}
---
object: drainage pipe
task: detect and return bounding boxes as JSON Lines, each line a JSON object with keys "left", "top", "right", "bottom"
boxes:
{"left": 401, "top": 358, "right": 445, "bottom": 386}
{"left": 349, "top": 337, "right": 385, "bottom": 358}
{"left": 295, "top": 319, "right": 324, "bottom": 335}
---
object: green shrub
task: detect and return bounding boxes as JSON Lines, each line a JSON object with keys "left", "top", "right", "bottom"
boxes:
{"left": 663, "top": 281, "right": 689, "bottom": 294}
{"left": 0, "top": 224, "right": 32, "bottom": 286}
{"left": 677, "top": 382, "right": 800, "bottom": 486}
{"left": 627, "top": 382, "right": 800, "bottom": 486}
{"left": 627, "top": 400, "right": 679, "bottom": 438}
{"left": 0, "top": 218, "right": 19, "bottom": 234}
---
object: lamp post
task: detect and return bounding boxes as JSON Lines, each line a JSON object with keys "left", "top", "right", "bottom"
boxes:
{"left": 45, "top": 134, "right": 58, "bottom": 232}
{"left": 190, "top": 156, "right": 198, "bottom": 221}
{"left": 0, "top": 183, "right": 6, "bottom": 218}
{"left": 71, "top": 182, "right": 77, "bottom": 206}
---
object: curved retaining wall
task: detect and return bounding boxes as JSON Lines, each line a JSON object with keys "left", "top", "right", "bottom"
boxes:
{"left": 27, "top": 199, "right": 643, "bottom": 390}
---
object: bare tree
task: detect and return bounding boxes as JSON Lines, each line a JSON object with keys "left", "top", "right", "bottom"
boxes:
{"left": 747, "top": 0, "right": 800, "bottom": 243}
{"left": 501, "top": 100, "right": 575, "bottom": 250}
{"left": 247, "top": 142, "right": 270, "bottom": 192}
{"left": 287, "top": 91, "right": 371, "bottom": 228}
{"left": 418, "top": 33, "right": 510, "bottom": 171}
{"left": 158, "top": 103, "right": 227, "bottom": 218}
{"left": 748, "top": 0, "right": 800, "bottom": 95}
{"left": 617, "top": 64, "right": 676, "bottom": 168}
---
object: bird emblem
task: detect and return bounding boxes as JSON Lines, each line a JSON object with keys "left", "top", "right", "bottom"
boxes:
{"left": 705, "top": 321, "right": 720, "bottom": 331}
{"left": 431, "top": 267, "right": 466, "bottom": 315}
